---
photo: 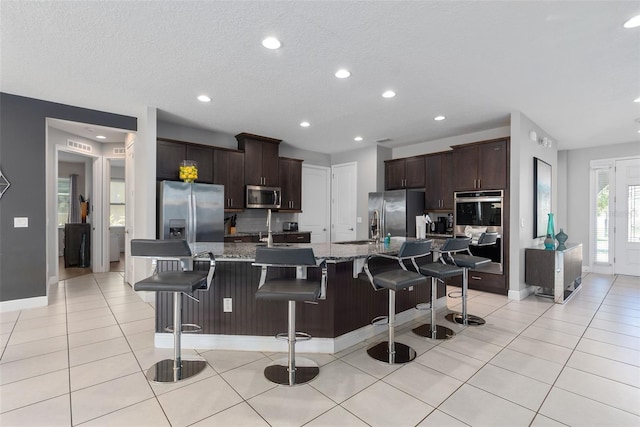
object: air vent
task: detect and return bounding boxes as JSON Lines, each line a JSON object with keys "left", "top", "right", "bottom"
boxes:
{"left": 113, "top": 147, "right": 125, "bottom": 155}
{"left": 376, "top": 138, "right": 393, "bottom": 143}
{"left": 67, "top": 139, "right": 92, "bottom": 153}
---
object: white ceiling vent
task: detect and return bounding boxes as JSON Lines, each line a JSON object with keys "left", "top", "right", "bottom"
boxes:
{"left": 113, "top": 147, "right": 125, "bottom": 155}
{"left": 376, "top": 138, "right": 393, "bottom": 144}
{"left": 67, "top": 139, "right": 92, "bottom": 153}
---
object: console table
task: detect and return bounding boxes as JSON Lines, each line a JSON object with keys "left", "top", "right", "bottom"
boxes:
{"left": 525, "top": 243, "right": 582, "bottom": 304}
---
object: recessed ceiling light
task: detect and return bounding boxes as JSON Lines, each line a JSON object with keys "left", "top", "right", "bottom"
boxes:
{"left": 197, "top": 95, "right": 211, "bottom": 103}
{"left": 434, "top": 115, "right": 446, "bottom": 121}
{"left": 300, "top": 121, "right": 310, "bottom": 127}
{"left": 96, "top": 135, "right": 106, "bottom": 140}
{"left": 354, "top": 136, "right": 363, "bottom": 142}
{"left": 382, "top": 90, "right": 396, "bottom": 98}
{"left": 634, "top": 97, "right": 640, "bottom": 103}
{"left": 262, "top": 37, "right": 281, "bottom": 49}
{"left": 624, "top": 15, "right": 640, "bottom": 28}
{"left": 335, "top": 69, "right": 351, "bottom": 79}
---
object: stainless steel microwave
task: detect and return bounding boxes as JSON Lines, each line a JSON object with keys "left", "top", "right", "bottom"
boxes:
{"left": 246, "top": 185, "right": 281, "bottom": 209}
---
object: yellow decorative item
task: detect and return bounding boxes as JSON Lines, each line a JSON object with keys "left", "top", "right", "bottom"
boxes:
{"left": 179, "top": 160, "right": 198, "bottom": 183}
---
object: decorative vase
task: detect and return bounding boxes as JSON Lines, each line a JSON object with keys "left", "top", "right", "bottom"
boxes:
{"left": 179, "top": 160, "right": 198, "bottom": 183}
{"left": 555, "top": 228, "right": 568, "bottom": 251}
{"left": 544, "top": 213, "right": 555, "bottom": 250}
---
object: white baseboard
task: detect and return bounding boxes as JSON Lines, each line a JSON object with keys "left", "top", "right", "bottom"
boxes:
{"left": 153, "top": 299, "right": 443, "bottom": 354}
{"left": 508, "top": 286, "right": 534, "bottom": 301}
{"left": 0, "top": 296, "right": 48, "bottom": 313}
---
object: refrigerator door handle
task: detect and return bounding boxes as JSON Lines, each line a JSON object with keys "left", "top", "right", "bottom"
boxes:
{"left": 189, "top": 192, "right": 196, "bottom": 243}
{"left": 381, "top": 199, "right": 386, "bottom": 237}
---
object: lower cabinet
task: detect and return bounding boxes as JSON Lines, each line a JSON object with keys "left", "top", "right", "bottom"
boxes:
{"left": 525, "top": 244, "right": 583, "bottom": 304}
{"left": 447, "top": 270, "right": 507, "bottom": 295}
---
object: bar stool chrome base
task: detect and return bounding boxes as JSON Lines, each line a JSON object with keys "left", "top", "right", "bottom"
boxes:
{"left": 445, "top": 312, "right": 486, "bottom": 326}
{"left": 264, "top": 356, "right": 319, "bottom": 386}
{"left": 412, "top": 323, "right": 456, "bottom": 340}
{"left": 146, "top": 359, "right": 207, "bottom": 383}
{"left": 367, "top": 341, "right": 416, "bottom": 364}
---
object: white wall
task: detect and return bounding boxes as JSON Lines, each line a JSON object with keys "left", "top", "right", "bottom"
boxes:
{"left": 509, "top": 112, "right": 558, "bottom": 299}
{"left": 564, "top": 140, "right": 640, "bottom": 268}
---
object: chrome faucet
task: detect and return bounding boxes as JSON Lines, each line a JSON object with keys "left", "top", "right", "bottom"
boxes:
{"left": 266, "top": 208, "right": 273, "bottom": 247}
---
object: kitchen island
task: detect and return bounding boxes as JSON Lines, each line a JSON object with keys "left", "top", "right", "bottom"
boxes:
{"left": 151, "top": 239, "right": 444, "bottom": 354}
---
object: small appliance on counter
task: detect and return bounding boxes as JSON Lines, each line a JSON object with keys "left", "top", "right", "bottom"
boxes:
{"left": 283, "top": 221, "right": 298, "bottom": 232}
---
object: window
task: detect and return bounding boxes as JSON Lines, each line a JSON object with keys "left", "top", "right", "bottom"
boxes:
{"left": 110, "top": 180, "right": 125, "bottom": 226}
{"left": 629, "top": 184, "right": 640, "bottom": 243}
{"left": 592, "top": 166, "right": 611, "bottom": 264}
{"left": 57, "top": 177, "right": 70, "bottom": 226}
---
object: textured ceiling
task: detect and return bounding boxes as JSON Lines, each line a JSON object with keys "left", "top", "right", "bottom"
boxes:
{"left": 1, "top": 1, "right": 639, "bottom": 153}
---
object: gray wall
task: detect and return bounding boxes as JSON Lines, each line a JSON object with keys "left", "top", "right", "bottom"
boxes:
{"left": 564, "top": 140, "right": 640, "bottom": 268}
{"left": 0, "top": 92, "right": 136, "bottom": 302}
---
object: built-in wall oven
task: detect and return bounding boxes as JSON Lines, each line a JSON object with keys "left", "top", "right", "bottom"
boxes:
{"left": 454, "top": 190, "right": 503, "bottom": 274}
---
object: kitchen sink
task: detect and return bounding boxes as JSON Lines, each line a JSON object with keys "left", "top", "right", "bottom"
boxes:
{"left": 333, "top": 240, "right": 377, "bottom": 245}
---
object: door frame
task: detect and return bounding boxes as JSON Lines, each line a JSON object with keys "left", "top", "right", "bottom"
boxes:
{"left": 331, "top": 161, "right": 358, "bottom": 242}
{"left": 299, "top": 164, "right": 331, "bottom": 243}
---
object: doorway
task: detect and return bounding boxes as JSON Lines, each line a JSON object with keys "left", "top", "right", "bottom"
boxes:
{"left": 298, "top": 164, "right": 331, "bottom": 243}
{"left": 47, "top": 118, "right": 130, "bottom": 286}
{"left": 331, "top": 162, "right": 357, "bottom": 242}
{"left": 614, "top": 158, "right": 640, "bottom": 275}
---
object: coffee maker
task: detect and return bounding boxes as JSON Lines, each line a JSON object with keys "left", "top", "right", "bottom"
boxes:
{"left": 436, "top": 217, "right": 447, "bottom": 234}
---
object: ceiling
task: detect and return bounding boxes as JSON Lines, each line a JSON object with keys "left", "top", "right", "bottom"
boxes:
{"left": 1, "top": 1, "right": 639, "bottom": 153}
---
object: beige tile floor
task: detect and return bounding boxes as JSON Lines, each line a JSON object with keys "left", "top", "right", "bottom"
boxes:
{"left": 1, "top": 272, "right": 639, "bottom": 426}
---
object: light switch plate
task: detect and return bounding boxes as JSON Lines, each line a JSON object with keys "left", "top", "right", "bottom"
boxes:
{"left": 14, "top": 217, "right": 28, "bottom": 228}
{"left": 223, "top": 298, "right": 232, "bottom": 313}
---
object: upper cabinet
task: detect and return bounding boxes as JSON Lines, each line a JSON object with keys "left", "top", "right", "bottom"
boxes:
{"left": 384, "top": 155, "right": 426, "bottom": 190}
{"left": 236, "top": 133, "right": 281, "bottom": 186}
{"left": 157, "top": 139, "right": 186, "bottom": 181}
{"left": 156, "top": 138, "right": 213, "bottom": 183}
{"left": 425, "top": 151, "right": 453, "bottom": 211}
{"left": 452, "top": 138, "right": 508, "bottom": 191}
{"left": 279, "top": 157, "right": 303, "bottom": 211}
{"left": 213, "top": 149, "right": 244, "bottom": 210}
{"left": 186, "top": 145, "right": 213, "bottom": 183}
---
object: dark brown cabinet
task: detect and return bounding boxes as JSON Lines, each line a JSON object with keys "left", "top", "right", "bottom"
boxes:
{"left": 286, "top": 232, "right": 311, "bottom": 243}
{"left": 186, "top": 145, "right": 213, "bottom": 183}
{"left": 425, "top": 151, "right": 453, "bottom": 211}
{"left": 452, "top": 138, "right": 508, "bottom": 191}
{"left": 236, "top": 133, "right": 281, "bottom": 186}
{"left": 213, "top": 149, "right": 245, "bottom": 210}
{"left": 224, "top": 235, "right": 258, "bottom": 243}
{"left": 157, "top": 138, "right": 214, "bottom": 184}
{"left": 64, "top": 223, "right": 91, "bottom": 268}
{"left": 157, "top": 139, "right": 186, "bottom": 181}
{"left": 385, "top": 156, "right": 425, "bottom": 190}
{"left": 279, "top": 157, "right": 303, "bottom": 211}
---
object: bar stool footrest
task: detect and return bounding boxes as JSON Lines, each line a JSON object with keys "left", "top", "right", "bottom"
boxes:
{"left": 264, "top": 357, "right": 319, "bottom": 385}
{"left": 415, "top": 302, "right": 431, "bottom": 310}
{"left": 447, "top": 291, "right": 463, "bottom": 298}
{"left": 164, "top": 323, "right": 202, "bottom": 334}
{"left": 275, "top": 332, "right": 312, "bottom": 341}
{"left": 445, "top": 312, "right": 486, "bottom": 326}
{"left": 370, "top": 315, "right": 388, "bottom": 326}
{"left": 366, "top": 341, "right": 416, "bottom": 364}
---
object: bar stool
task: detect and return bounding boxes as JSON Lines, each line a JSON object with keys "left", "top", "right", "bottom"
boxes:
{"left": 412, "top": 260, "right": 463, "bottom": 340}
{"left": 253, "top": 246, "right": 327, "bottom": 386}
{"left": 131, "top": 239, "right": 215, "bottom": 383}
{"left": 443, "top": 234, "right": 494, "bottom": 326}
{"left": 363, "top": 240, "right": 432, "bottom": 364}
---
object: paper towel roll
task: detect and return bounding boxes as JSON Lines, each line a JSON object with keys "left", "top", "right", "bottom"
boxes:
{"left": 416, "top": 216, "right": 426, "bottom": 239}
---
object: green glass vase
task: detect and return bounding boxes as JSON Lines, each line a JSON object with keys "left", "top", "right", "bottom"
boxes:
{"left": 543, "top": 213, "right": 555, "bottom": 250}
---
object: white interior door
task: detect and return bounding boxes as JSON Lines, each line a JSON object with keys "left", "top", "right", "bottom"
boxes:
{"left": 124, "top": 137, "right": 135, "bottom": 285}
{"left": 298, "top": 164, "right": 330, "bottom": 243}
{"left": 614, "top": 158, "right": 640, "bottom": 276}
{"left": 331, "top": 162, "right": 357, "bottom": 242}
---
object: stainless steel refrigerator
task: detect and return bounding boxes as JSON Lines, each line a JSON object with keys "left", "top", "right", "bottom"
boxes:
{"left": 158, "top": 181, "right": 224, "bottom": 242}
{"left": 368, "top": 189, "right": 425, "bottom": 238}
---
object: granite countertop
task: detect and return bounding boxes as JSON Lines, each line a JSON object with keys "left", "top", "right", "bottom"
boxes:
{"left": 224, "top": 230, "right": 311, "bottom": 238}
{"left": 191, "top": 238, "right": 442, "bottom": 262}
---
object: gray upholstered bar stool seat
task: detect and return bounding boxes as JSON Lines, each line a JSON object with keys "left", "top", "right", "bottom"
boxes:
{"left": 364, "top": 240, "right": 432, "bottom": 364}
{"left": 413, "top": 258, "right": 463, "bottom": 340}
{"left": 254, "top": 246, "right": 327, "bottom": 386}
{"left": 131, "top": 239, "right": 215, "bottom": 383}
{"left": 444, "top": 233, "right": 495, "bottom": 326}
